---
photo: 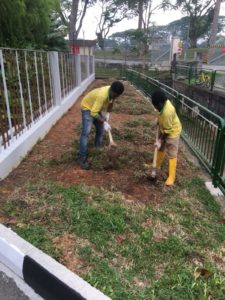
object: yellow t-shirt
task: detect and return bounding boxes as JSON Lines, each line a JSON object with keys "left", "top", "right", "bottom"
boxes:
{"left": 158, "top": 100, "right": 182, "bottom": 138}
{"left": 81, "top": 86, "right": 113, "bottom": 118}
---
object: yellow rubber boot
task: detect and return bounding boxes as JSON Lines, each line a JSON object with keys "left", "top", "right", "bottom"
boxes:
{"left": 156, "top": 151, "right": 165, "bottom": 169}
{"left": 165, "top": 158, "right": 177, "bottom": 186}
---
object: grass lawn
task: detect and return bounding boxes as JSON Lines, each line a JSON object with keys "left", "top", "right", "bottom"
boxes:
{"left": 1, "top": 79, "right": 225, "bottom": 299}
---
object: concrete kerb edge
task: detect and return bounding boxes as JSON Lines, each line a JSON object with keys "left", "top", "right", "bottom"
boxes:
{"left": 0, "top": 224, "right": 111, "bottom": 300}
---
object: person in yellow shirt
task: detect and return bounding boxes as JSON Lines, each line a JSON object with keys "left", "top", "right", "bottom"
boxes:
{"left": 78, "top": 81, "right": 124, "bottom": 170}
{"left": 151, "top": 90, "right": 182, "bottom": 186}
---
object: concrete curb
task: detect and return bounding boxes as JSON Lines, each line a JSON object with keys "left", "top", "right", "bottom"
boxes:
{"left": 0, "top": 224, "right": 111, "bottom": 300}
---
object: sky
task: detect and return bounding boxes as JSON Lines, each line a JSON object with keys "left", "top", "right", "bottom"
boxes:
{"left": 78, "top": 2, "right": 225, "bottom": 40}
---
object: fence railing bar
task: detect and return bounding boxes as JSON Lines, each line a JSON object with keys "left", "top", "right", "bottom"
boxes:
{"left": 47, "top": 53, "right": 53, "bottom": 108}
{"left": 40, "top": 53, "right": 47, "bottom": 113}
{"left": 34, "top": 52, "right": 42, "bottom": 118}
{"left": 0, "top": 50, "right": 14, "bottom": 143}
{"left": 69, "top": 55, "right": 72, "bottom": 91}
{"left": 63, "top": 54, "right": 67, "bottom": 94}
{"left": 16, "top": 50, "right": 27, "bottom": 131}
{"left": 25, "top": 51, "right": 34, "bottom": 125}
{"left": 61, "top": 54, "right": 65, "bottom": 98}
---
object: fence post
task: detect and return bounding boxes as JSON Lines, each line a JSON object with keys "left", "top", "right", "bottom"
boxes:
{"left": 188, "top": 66, "right": 192, "bottom": 85}
{"left": 75, "top": 54, "right": 81, "bottom": 86}
{"left": 92, "top": 56, "right": 95, "bottom": 76}
{"left": 174, "top": 93, "right": 182, "bottom": 116}
{"left": 49, "top": 52, "right": 61, "bottom": 106}
{"left": 211, "top": 70, "right": 216, "bottom": 92}
{"left": 85, "top": 55, "right": 90, "bottom": 78}
{"left": 212, "top": 122, "right": 225, "bottom": 187}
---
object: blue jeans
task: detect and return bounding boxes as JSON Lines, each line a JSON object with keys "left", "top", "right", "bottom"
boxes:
{"left": 79, "top": 110, "right": 104, "bottom": 159}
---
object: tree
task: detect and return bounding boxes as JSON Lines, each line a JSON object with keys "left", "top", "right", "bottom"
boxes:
{"left": 95, "top": 0, "right": 129, "bottom": 50}
{"left": 115, "top": 0, "right": 164, "bottom": 67}
{"left": 44, "top": 12, "right": 68, "bottom": 51}
{"left": 208, "top": 0, "right": 222, "bottom": 59}
{"left": 0, "top": 0, "right": 58, "bottom": 48}
{"left": 117, "top": 0, "right": 163, "bottom": 29}
{"left": 0, "top": 0, "right": 25, "bottom": 47}
{"left": 56, "top": 0, "right": 96, "bottom": 43}
{"left": 162, "top": 0, "right": 216, "bottom": 48}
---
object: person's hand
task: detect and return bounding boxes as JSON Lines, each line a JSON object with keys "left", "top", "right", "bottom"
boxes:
{"left": 154, "top": 139, "right": 162, "bottom": 150}
{"left": 104, "top": 121, "right": 111, "bottom": 132}
{"left": 105, "top": 112, "right": 110, "bottom": 122}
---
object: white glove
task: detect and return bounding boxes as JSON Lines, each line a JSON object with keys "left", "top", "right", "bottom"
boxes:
{"left": 105, "top": 112, "right": 110, "bottom": 122}
{"left": 154, "top": 139, "right": 162, "bottom": 150}
{"left": 104, "top": 121, "right": 111, "bottom": 132}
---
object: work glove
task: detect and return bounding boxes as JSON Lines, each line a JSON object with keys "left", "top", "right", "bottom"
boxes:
{"left": 154, "top": 139, "right": 162, "bottom": 150}
{"left": 105, "top": 112, "right": 110, "bottom": 122}
{"left": 104, "top": 121, "right": 111, "bottom": 132}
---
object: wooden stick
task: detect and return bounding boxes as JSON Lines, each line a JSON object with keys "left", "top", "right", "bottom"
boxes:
{"left": 108, "top": 130, "right": 117, "bottom": 148}
{"left": 151, "top": 126, "right": 159, "bottom": 178}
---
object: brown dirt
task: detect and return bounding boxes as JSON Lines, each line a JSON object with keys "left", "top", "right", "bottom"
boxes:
{"left": 0, "top": 79, "right": 199, "bottom": 223}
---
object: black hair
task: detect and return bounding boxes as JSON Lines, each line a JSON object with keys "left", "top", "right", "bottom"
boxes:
{"left": 111, "top": 81, "right": 124, "bottom": 95}
{"left": 151, "top": 90, "right": 167, "bottom": 107}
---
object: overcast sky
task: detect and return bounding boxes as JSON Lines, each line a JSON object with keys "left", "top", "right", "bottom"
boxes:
{"left": 78, "top": 2, "right": 225, "bottom": 40}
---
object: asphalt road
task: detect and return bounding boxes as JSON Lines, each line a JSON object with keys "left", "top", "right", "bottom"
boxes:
{"left": 0, "top": 262, "right": 42, "bottom": 300}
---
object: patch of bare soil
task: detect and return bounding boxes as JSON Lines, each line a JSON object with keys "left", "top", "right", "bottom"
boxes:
{"left": 0, "top": 79, "right": 200, "bottom": 223}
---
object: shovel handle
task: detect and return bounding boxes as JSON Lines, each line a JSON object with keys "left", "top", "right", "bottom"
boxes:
{"left": 152, "top": 126, "right": 159, "bottom": 168}
{"left": 108, "top": 130, "right": 114, "bottom": 144}
{"left": 108, "top": 130, "right": 117, "bottom": 147}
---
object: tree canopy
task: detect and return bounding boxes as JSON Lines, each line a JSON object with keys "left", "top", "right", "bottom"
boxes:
{"left": 56, "top": 0, "right": 97, "bottom": 43}
{"left": 162, "top": 0, "right": 216, "bottom": 47}
{"left": 0, "top": 0, "right": 59, "bottom": 48}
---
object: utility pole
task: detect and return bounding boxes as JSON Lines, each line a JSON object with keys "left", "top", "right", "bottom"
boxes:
{"left": 208, "top": 0, "right": 221, "bottom": 62}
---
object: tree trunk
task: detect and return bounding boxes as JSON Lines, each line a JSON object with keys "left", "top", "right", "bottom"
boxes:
{"left": 138, "top": 0, "right": 143, "bottom": 29}
{"left": 69, "top": 0, "right": 79, "bottom": 43}
{"left": 209, "top": 0, "right": 221, "bottom": 60}
{"left": 189, "top": 17, "right": 198, "bottom": 48}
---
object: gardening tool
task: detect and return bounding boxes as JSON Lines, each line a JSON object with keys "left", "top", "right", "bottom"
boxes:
{"left": 150, "top": 126, "right": 159, "bottom": 179}
{"left": 108, "top": 129, "right": 117, "bottom": 148}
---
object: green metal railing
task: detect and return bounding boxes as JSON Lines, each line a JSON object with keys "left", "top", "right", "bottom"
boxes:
{"left": 126, "top": 68, "right": 225, "bottom": 194}
{"left": 175, "top": 65, "right": 225, "bottom": 92}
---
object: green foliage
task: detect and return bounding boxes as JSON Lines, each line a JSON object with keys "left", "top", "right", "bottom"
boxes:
{"left": 0, "top": 0, "right": 61, "bottom": 48}
{"left": 162, "top": 0, "right": 215, "bottom": 47}
{"left": 96, "top": 0, "right": 129, "bottom": 49}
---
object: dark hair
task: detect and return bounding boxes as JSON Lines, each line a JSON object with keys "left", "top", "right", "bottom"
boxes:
{"left": 111, "top": 81, "right": 124, "bottom": 95}
{"left": 151, "top": 90, "right": 167, "bottom": 107}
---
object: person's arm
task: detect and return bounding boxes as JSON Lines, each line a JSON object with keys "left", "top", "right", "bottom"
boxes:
{"left": 90, "top": 95, "right": 105, "bottom": 122}
{"left": 104, "top": 102, "right": 113, "bottom": 122}
{"left": 159, "top": 132, "right": 168, "bottom": 141}
{"left": 155, "top": 114, "right": 172, "bottom": 149}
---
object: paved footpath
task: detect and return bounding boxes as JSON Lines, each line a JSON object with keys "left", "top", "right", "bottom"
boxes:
{"left": 0, "top": 262, "right": 42, "bottom": 300}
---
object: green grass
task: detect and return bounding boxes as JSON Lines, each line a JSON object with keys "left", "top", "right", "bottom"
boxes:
{"left": 95, "top": 67, "right": 122, "bottom": 79}
{"left": 114, "top": 98, "right": 152, "bottom": 115}
{"left": 3, "top": 177, "right": 225, "bottom": 299}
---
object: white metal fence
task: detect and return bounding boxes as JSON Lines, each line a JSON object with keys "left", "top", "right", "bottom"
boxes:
{"left": 0, "top": 48, "right": 94, "bottom": 154}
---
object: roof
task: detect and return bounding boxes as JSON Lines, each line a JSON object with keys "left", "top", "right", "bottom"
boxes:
{"left": 73, "top": 40, "right": 97, "bottom": 47}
